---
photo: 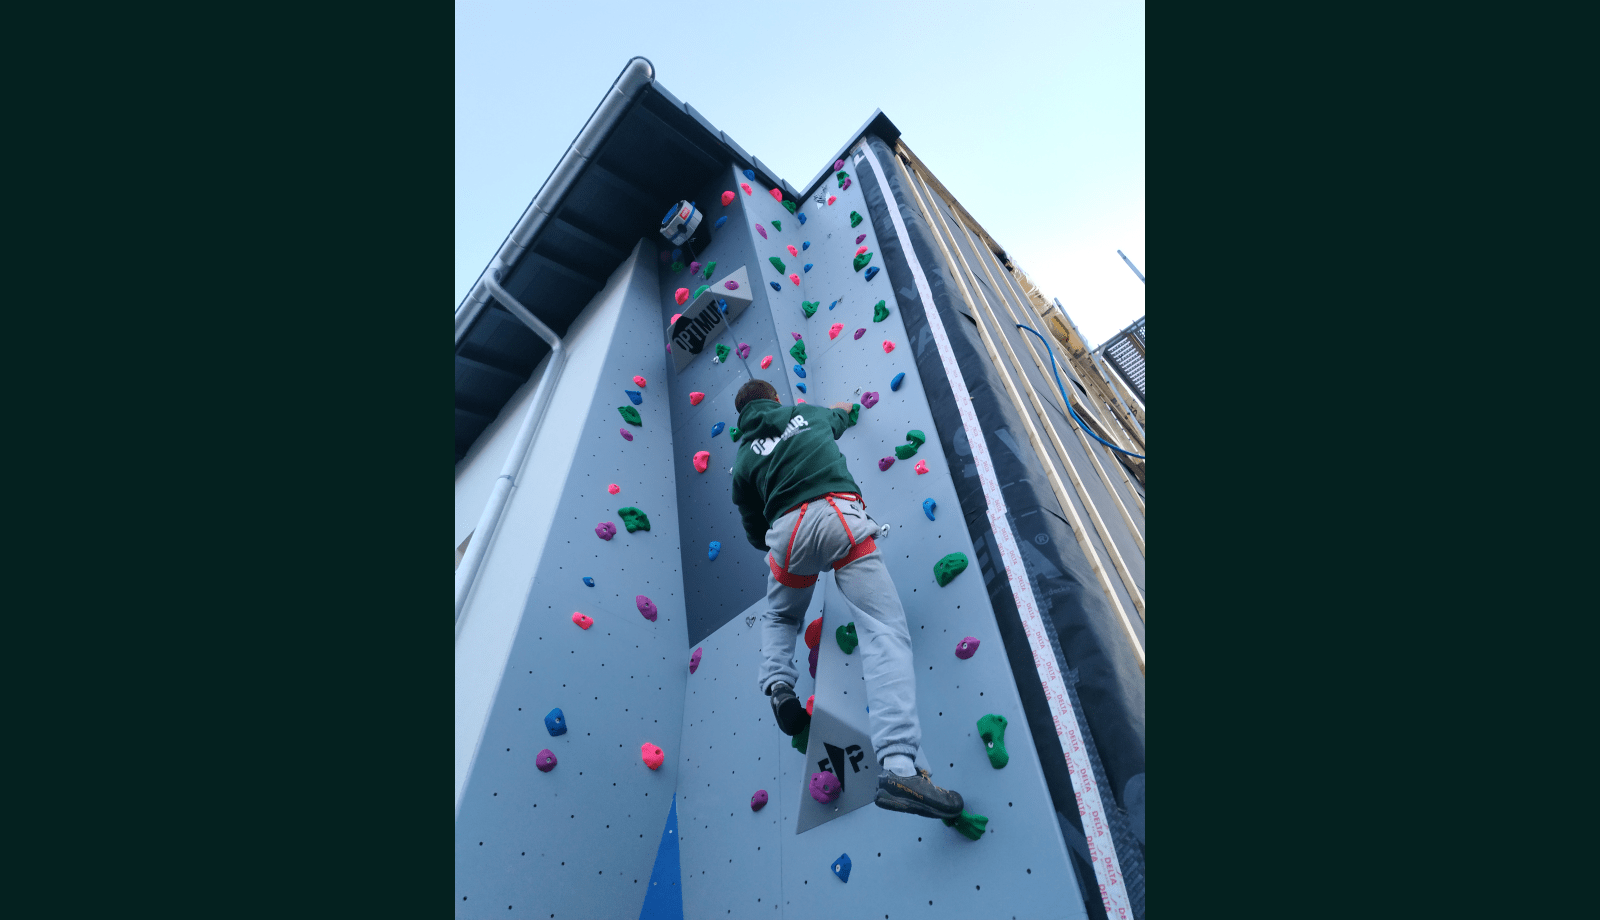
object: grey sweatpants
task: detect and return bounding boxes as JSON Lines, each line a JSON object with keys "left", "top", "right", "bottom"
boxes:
{"left": 756, "top": 494, "right": 922, "bottom": 763}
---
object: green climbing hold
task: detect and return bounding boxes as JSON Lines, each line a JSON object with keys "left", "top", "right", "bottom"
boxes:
{"left": 790, "top": 340, "right": 807, "bottom": 363}
{"left": 702, "top": 260, "right": 716, "bottom": 279}
{"left": 873, "top": 300, "right": 890, "bottom": 322}
{"left": 941, "top": 809, "right": 990, "bottom": 841}
{"left": 850, "top": 211, "right": 863, "bottom": 228}
{"left": 801, "top": 301, "right": 819, "bottom": 318}
{"left": 894, "top": 442, "right": 919, "bottom": 460}
{"left": 715, "top": 343, "right": 731, "bottom": 362}
{"left": 669, "top": 260, "right": 685, "bottom": 273}
{"left": 791, "top": 723, "right": 810, "bottom": 753}
{"left": 905, "top": 430, "right": 926, "bottom": 448}
{"left": 729, "top": 426, "right": 741, "bottom": 442}
{"left": 769, "top": 256, "right": 787, "bottom": 274}
{"left": 853, "top": 252, "right": 873, "bottom": 272}
{"left": 618, "top": 507, "right": 652, "bottom": 533}
{"left": 934, "top": 552, "right": 968, "bottom": 587}
{"left": 692, "top": 284, "right": 710, "bottom": 302}
{"left": 782, "top": 200, "right": 797, "bottom": 214}
{"left": 847, "top": 404, "right": 861, "bottom": 426}
{"left": 836, "top": 170, "right": 850, "bottom": 182}
{"left": 772, "top": 220, "right": 782, "bottom": 231}
{"left": 618, "top": 405, "right": 642, "bottom": 426}
{"left": 836, "top": 622, "right": 858, "bottom": 654}
{"left": 976, "top": 713, "right": 1009, "bottom": 768}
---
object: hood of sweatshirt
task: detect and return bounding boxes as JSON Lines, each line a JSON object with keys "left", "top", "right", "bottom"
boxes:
{"left": 734, "top": 398, "right": 792, "bottom": 442}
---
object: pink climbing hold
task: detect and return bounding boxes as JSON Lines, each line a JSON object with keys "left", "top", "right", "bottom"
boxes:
{"left": 619, "top": 427, "right": 633, "bottom": 441}
{"left": 721, "top": 190, "right": 735, "bottom": 206}
{"left": 806, "top": 694, "right": 815, "bottom": 716}
{"left": 736, "top": 342, "right": 751, "bottom": 358}
{"left": 853, "top": 328, "right": 866, "bottom": 340}
{"left": 855, "top": 234, "right": 866, "bottom": 245}
{"left": 855, "top": 246, "right": 868, "bottom": 256}
{"left": 861, "top": 391, "right": 880, "bottom": 408}
{"left": 756, "top": 224, "right": 767, "bottom": 239}
{"left": 670, "top": 313, "right": 682, "bottom": 325}
{"left": 571, "top": 612, "right": 593, "bottom": 630}
{"left": 693, "top": 450, "right": 710, "bottom": 473}
{"left": 537, "top": 749, "right": 557, "bottom": 772}
{"left": 689, "top": 647, "right": 702, "bottom": 674}
{"left": 634, "top": 376, "right": 647, "bottom": 388}
{"left": 608, "top": 483, "right": 620, "bottom": 495}
{"left": 809, "top": 771, "right": 842, "bottom": 803}
{"left": 834, "top": 159, "right": 845, "bottom": 171}
{"left": 724, "top": 279, "right": 739, "bottom": 291}
{"left": 760, "top": 355, "right": 773, "bottom": 369}
{"left": 796, "top": 398, "right": 806, "bottom": 403}
{"left": 829, "top": 323, "right": 843, "bottom": 339}
{"left": 751, "top": 789, "right": 769, "bottom": 811}
{"left": 915, "top": 459, "right": 929, "bottom": 475}
{"left": 789, "top": 273, "right": 800, "bottom": 286}
{"left": 642, "top": 743, "right": 665, "bottom": 770}
{"left": 674, "top": 288, "right": 689, "bottom": 305}
{"left": 787, "top": 244, "right": 798, "bottom": 257}
{"left": 770, "top": 188, "right": 784, "bottom": 202}
{"left": 879, "top": 456, "right": 895, "bottom": 472}
{"left": 690, "top": 391, "right": 706, "bottom": 406}
{"left": 827, "top": 195, "right": 837, "bottom": 206}
{"left": 883, "top": 340, "right": 896, "bottom": 353}
{"left": 741, "top": 183, "right": 752, "bottom": 195}
{"left": 955, "top": 637, "right": 981, "bottom": 659}
{"left": 596, "top": 521, "right": 617, "bottom": 541}
{"left": 637, "top": 595, "right": 658, "bottom": 622}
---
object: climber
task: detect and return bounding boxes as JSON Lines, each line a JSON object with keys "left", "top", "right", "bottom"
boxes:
{"left": 728, "top": 379, "right": 964, "bottom": 821}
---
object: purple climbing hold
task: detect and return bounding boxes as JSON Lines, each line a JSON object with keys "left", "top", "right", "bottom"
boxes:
{"left": 792, "top": 332, "right": 803, "bottom": 340}
{"left": 595, "top": 521, "right": 617, "bottom": 541}
{"left": 808, "top": 644, "right": 819, "bottom": 678}
{"left": 736, "top": 342, "right": 751, "bottom": 358}
{"left": 878, "top": 456, "right": 895, "bottom": 472}
{"left": 809, "top": 771, "right": 842, "bottom": 803}
{"left": 690, "top": 647, "right": 703, "bottom": 674}
{"left": 636, "top": 595, "right": 658, "bottom": 622}
{"left": 956, "top": 637, "right": 981, "bottom": 659}
{"left": 619, "top": 427, "right": 633, "bottom": 441}
{"left": 751, "top": 789, "right": 769, "bottom": 811}
{"left": 842, "top": 177, "right": 852, "bottom": 191}
{"left": 689, "top": 261, "right": 701, "bottom": 274}
{"left": 834, "top": 159, "right": 844, "bottom": 171}
{"left": 853, "top": 328, "right": 866, "bottom": 340}
{"left": 856, "top": 234, "right": 866, "bottom": 245}
{"left": 756, "top": 223, "right": 767, "bottom": 239}
{"left": 724, "top": 280, "right": 740, "bottom": 291}
{"left": 536, "top": 749, "right": 557, "bottom": 773}
{"left": 861, "top": 391, "right": 880, "bottom": 408}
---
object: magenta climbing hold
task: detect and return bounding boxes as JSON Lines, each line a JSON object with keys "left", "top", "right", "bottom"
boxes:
{"left": 805, "top": 617, "right": 823, "bottom": 649}
{"left": 689, "top": 647, "right": 702, "bottom": 674}
{"left": 760, "top": 355, "right": 773, "bottom": 369}
{"left": 693, "top": 450, "right": 710, "bottom": 473}
{"left": 619, "top": 427, "right": 633, "bottom": 441}
{"left": 789, "top": 273, "right": 800, "bottom": 286}
{"left": 787, "top": 244, "right": 798, "bottom": 257}
{"left": 751, "top": 789, "right": 768, "bottom": 811}
{"left": 537, "top": 749, "right": 557, "bottom": 772}
{"left": 883, "top": 340, "right": 895, "bottom": 353}
{"left": 792, "top": 332, "right": 803, "bottom": 341}
{"left": 855, "top": 245, "right": 869, "bottom": 257}
{"left": 770, "top": 188, "right": 783, "bottom": 202}
{"left": 827, "top": 195, "right": 837, "bottom": 206}
{"left": 861, "top": 391, "right": 880, "bottom": 408}
{"left": 855, "top": 234, "right": 866, "bottom": 245}
{"left": 634, "top": 376, "right": 647, "bottom": 388}
{"left": 809, "top": 771, "right": 841, "bottom": 803}
{"left": 915, "top": 459, "right": 929, "bottom": 475}
{"left": 956, "top": 637, "right": 980, "bottom": 659}
{"left": 879, "top": 456, "right": 895, "bottom": 472}
{"left": 736, "top": 342, "right": 751, "bottom": 358}
{"left": 806, "top": 694, "right": 814, "bottom": 716}
{"left": 756, "top": 224, "right": 767, "bottom": 239}
{"left": 608, "top": 483, "right": 620, "bottom": 495}
{"left": 841, "top": 177, "right": 852, "bottom": 191}
{"left": 724, "top": 280, "right": 739, "bottom": 291}
{"left": 642, "top": 743, "right": 665, "bottom": 770}
{"left": 834, "top": 158, "right": 844, "bottom": 170}
{"left": 721, "top": 190, "right": 735, "bottom": 206}
{"left": 853, "top": 252, "right": 872, "bottom": 272}
{"left": 595, "top": 521, "right": 617, "bottom": 541}
{"left": 808, "top": 644, "right": 818, "bottom": 677}
{"left": 674, "top": 288, "right": 689, "bottom": 305}
{"left": 689, "top": 261, "right": 701, "bottom": 275}
{"left": 637, "top": 595, "right": 658, "bottom": 622}
{"left": 741, "top": 183, "right": 752, "bottom": 195}
{"left": 853, "top": 328, "right": 866, "bottom": 340}
{"left": 571, "top": 612, "right": 593, "bottom": 630}
{"left": 829, "top": 323, "right": 843, "bottom": 339}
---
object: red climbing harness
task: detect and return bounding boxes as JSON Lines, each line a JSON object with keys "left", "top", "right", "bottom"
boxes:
{"left": 767, "top": 492, "right": 878, "bottom": 588}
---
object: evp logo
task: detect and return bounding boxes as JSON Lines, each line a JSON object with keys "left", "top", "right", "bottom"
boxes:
{"left": 817, "top": 742, "right": 866, "bottom": 791}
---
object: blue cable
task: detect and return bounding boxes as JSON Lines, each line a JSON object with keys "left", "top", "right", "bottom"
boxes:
{"left": 1015, "top": 324, "right": 1146, "bottom": 460}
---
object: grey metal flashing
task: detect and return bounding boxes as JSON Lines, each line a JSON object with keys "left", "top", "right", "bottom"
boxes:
{"left": 683, "top": 101, "right": 719, "bottom": 138}
{"left": 798, "top": 109, "right": 902, "bottom": 198}
{"left": 719, "top": 130, "right": 751, "bottom": 167}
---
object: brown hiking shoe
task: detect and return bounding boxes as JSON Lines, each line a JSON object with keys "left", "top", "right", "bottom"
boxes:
{"left": 875, "top": 768, "right": 964, "bottom": 820}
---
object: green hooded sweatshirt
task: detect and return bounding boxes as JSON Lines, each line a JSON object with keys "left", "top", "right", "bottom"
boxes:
{"left": 730, "top": 398, "right": 859, "bottom": 550}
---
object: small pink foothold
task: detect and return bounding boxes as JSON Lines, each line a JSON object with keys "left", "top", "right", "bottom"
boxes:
{"left": 751, "top": 789, "right": 768, "bottom": 811}
{"left": 856, "top": 234, "right": 866, "bottom": 245}
{"left": 792, "top": 332, "right": 803, "bottom": 341}
{"left": 596, "top": 521, "right": 617, "bottom": 541}
{"left": 634, "top": 376, "right": 647, "bottom": 388}
{"left": 827, "top": 195, "right": 837, "bottom": 206}
{"left": 770, "top": 188, "right": 784, "bottom": 202}
{"left": 761, "top": 355, "right": 773, "bottom": 369}
{"left": 829, "top": 323, "right": 844, "bottom": 339}
{"left": 690, "top": 391, "right": 706, "bottom": 406}
{"left": 721, "top": 190, "right": 735, "bottom": 206}
{"left": 637, "top": 595, "right": 658, "bottom": 622}
{"left": 571, "top": 613, "right": 593, "bottom": 630}
{"left": 796, "top": 398, "right": 805, "bottom": 403}
{"left": 736, "top": 342, "right": 751, "bottom": 358}
{"left": 619, "top": 428, "right": 633, "bottom": 441}
{"left": 809, "top": 771, "right": 841, "bottom": 803}
{"left": 834, "top": 159, "right": 844, "bottom": 170}
{"left": 855, "top": 246, "right": 868, "bottom": 256}
{"left": 787, "top": 245, "right": 798, "bottom": 257}
{"left": 724, "top": 280, "right": 740, "bottom": 291}
{"left": 955, "top": 637, "right": 981, "bottom": 659}
{"left": 861, "top": 391, "right": 880, "bottom": 408}
{"left": 693, "top": 450, "right": 710, "bottom": 473}
{"left": 915, "top": 459, "right": 929, "bottom": 475}
{"left": 879, "top": 456, "right": 895, "bottom": 472}
{"left": 756, "top": 224, "right": 767, "bottom": 239}
{"left": 641, "top": 743, "right": 665, "bottom": 770}
{"left": 674, "top": 288, "right": 689, "bottom": 305}
{"left": 789, "top": 273, "right": 800, "bottom": 285}
{"left": 690, "top": 647, "right": 703, "bottom": 674}
{"left": 608, "top": 483, "right": 620, "bottom": 495}
{"left": 741, "top": 183, "right": 752, "bottom": 195}
{"left": 883, "top": 340, "right": 896, "bottom": 353}
{"left": 806, "top": 694, "right": 814, "bottom": 716}
{"left": 537, "top": 749, "right": 557, "bottom": 772}
{"left": 671, "top": 313, "right": 682, "bottom": 326}
{"left": 854, "top": 328, "right": 866, "bottom": 340}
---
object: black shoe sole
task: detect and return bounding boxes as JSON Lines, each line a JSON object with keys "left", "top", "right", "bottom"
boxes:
{"left": 874, "top": 790, "right": 964, "bottom": 821}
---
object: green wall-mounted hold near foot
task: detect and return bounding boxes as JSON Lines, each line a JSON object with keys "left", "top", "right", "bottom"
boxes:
{"left": 872, "top": 300, "right": 890, "bottom": 322}
{"left": 934, "top": 551, "right": 968, "bottom": 586}
{"left": 836, "top": 622, "right": 858, "bottom": 654}
{"left": 894, "top": 442, "right": 920, "bottom": 460}
{"left": 729, "top": 426, "right": 741, "bottom": 442}
{"left": 976, "top": 713, "right": 1009, "bottom": 768}
{"left": 847, "top": 404, "right": 861, "bottom": 426}
{"left": 942, "top": 809, "right": 990, "bottom": 841}
{"left": 791, "top": 723, "right": 810, "bottom": 753}
{"left": 853, "top": 252, "right": 873, "bottom": 272}
{"left": 618, "top": 405, "right": 642, "bottom": 426}
{"left": 618, "top": 507, "right": 652, "bottom": 533}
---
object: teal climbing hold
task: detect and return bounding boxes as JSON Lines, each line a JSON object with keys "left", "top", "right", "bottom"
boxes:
{"left": 702, "top": 260, "right": 716, "bottom": 279}
{"left": 715, "top": 343, "right": 731, "bottom": 362}
{"left": 836, "top": 170, "right": 850, "bottom": 183}
{"left": 791, "top": 723, "right": 809, "bottom": 753}
{"left": 942, "top": 810, "right": 990, "bottom": 841}
{"left": 769, "top": 256, "right": 786, "bottom": 274}
{"left": 772, "top": 220, "right": 782, "bottom": 231}
{"left": 853, "top": 252, "right": 873, "bottom": 272}
{"left": 847, "top": 404, "right": 861, "bottom": 426}
{"left": 873, "top": 300, "right": 890, "bottom": 321}
{"left": 801, "top": 301, "right": 819, "bottom": 318}
{"left": 692, "top": 284, "right": 710, "bottom": 302}
{"left": 836, "top": 622, "right": 858, "bottom": 654}
{"left": 905, "top": 429, "right": 926, "bottom": 448}
{"left": 618, "top": 405, "right": 642, "bottom": 426}
{"left": 790, "top": 339, "right": 807, "bottom": 363}
{"left": 618, "top": 507, "right": 651, "bottom": 533}
{"left": 669, "top": 261, "right": 684, "bottom": 273}
{"left": 782, "top": 200, "right": 797, "bottom": 214}
{"left": 934, "top": 552, "right": 968, "bottom": 586}
{"left": 976, "top": 713, "right": 1010, "bottom": 768}
{"left": 850, "top": 211, "right": 863, "bottom": 228}
{"left": 729, "top": 426, "right": 741, "bottom": 441}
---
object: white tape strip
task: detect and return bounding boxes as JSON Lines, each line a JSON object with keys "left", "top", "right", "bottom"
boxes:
{"left": 858, "top": 142, "right": 1131, "bottom": 919}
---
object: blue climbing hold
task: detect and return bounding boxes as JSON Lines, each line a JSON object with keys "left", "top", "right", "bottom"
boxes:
{"left": 709, "top": 540, "right": 721, "bottom": 561}
{"left": 923, "top": 498, "right": 937, "bottom": 521}
{"left": 864, "top": 266, "right": 880, "bottom": 281}
{"left": 802, "top": 241, "right": 810, "bottom": 251}
{"left": 544, "top": 708, "right": 567, "bottom": 736}
{"left": 743, "top": 168, "right": 755, "bottom": 180}
{"left": 832, "top": 853, "right": 852, "bottom": 883}
{"left": 770, "top": 281, "right": 782, "bottom": 292}
{"left": 794, "top": 365, "right": 806, "bottom": 378}
{"left": 672, "top": 248, "right": 682, "bottom": 261}
{"left": 626, "top": 390, "right": 642, "bottom": 405}
{"left": 828, "top": 300, "right": 838, "bottom": 310}
{"left": 583, "top": 576, "right": 595, "bottom": 587}
{"left": 797, "top": 211, "right": 807, "bottom": 225}
{"left": 797, "top": 382, "right": 807, "bottom": 393}
{"left": 804, "top": 263, "right": 813, "bottom": 273}
{"left": 713, "top": 215, "right": 728, "bottom": 230}
{"left": 891, "top": 372, "right": 905, "bottom": 391}
{"left": 719, "top": 298, "right": 728, "bottom": 313}
{"left": 711, "top": 421, "right": 726, "bottom": 437}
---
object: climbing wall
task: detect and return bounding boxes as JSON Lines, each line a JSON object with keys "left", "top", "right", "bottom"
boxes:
{"left": 666, "top": 162, "right": 1086, "bottom": 919}
{"left": 455, "top": 243, "right": 691, "bottom": 919}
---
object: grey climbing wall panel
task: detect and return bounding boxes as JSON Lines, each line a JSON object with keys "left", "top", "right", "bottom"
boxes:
{"left": 455, "top": 249, "right": 691, "bottom": 919}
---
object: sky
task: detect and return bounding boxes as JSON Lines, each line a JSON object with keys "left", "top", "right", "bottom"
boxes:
{"left": 456, "top": 0, "right": 1143, "bottom": 349}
